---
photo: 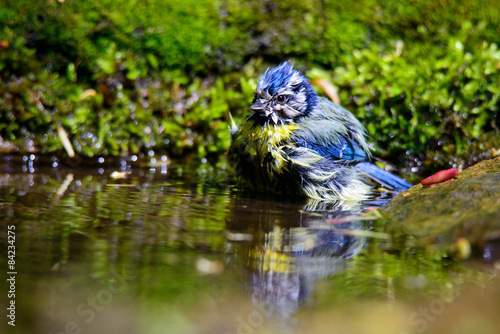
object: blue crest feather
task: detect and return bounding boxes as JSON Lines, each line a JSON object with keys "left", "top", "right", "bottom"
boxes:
{"left": 259, "top": 61, "right": 300, "bottom": 95}
{"left": 257, "top": 61, "right": 318, "bottom": 117}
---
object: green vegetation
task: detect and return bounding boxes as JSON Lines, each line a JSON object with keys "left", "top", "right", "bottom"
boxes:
{"left": 0, "top": 0, "right": 499, "bottom": 173}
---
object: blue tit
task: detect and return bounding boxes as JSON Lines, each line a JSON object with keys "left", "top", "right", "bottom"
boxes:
{"left": 229, "top": 61, "right": 412, "bottom": 200}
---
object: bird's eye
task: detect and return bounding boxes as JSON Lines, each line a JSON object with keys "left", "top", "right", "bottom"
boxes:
{"left": 276, "top": 95, "right": 286, "bottom": 104}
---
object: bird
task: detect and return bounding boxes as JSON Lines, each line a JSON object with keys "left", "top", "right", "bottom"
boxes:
{"left": 228, "top": 61, "right": 412, "bottom": 200}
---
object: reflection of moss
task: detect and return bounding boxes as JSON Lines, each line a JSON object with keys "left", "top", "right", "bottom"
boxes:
{"left": 308, "top": 209, "right": 494, "bottom": 306}
{"left": 0, "top": 1, "right": 499, "bottom": 172}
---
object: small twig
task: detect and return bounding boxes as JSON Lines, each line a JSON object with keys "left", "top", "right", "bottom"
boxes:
{"left": 311, "top": 79, "right": 340, "bottom": 104}
{"left": 57, "top": 126, "right": 75, "bottom": 158}
{"left": 56, "top": 173, "right": 74, "bottom": 197}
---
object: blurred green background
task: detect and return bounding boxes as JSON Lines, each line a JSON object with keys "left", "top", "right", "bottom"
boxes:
{"left": 1, "top": 0, "right": 499, "bottom": 175}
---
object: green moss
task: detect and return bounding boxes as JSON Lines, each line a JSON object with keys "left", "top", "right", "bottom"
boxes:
{"left": 332, "top": 28, "right": 500, "bottom": 163}
{"left": 0, "top": 1, "right": 499, "bottom": 172}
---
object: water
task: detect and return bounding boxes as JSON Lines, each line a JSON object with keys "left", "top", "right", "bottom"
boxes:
{"left": 0, "top": 156, "right": 499, "bottom": 334}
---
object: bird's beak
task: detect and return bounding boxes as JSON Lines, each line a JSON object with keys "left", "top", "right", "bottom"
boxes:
{"left": 251, "top": 100, "right": 274, "bottom": 117}
{"left": 250, "top": 100, "right": 265, "bottom": 112}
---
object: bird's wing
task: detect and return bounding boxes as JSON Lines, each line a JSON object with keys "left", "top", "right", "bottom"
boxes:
{"left": 292, "top": 98, "right": 412, "bottom": 190}
{"left": 294, "top": 136, "right": 369, "bottom": 162}
{"left": 292, "top": 98, "right": 371, "bottom": 163}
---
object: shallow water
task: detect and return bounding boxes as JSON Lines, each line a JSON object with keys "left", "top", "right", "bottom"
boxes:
{"left": 1, "top": 156, "right": 499, "bottom": 334}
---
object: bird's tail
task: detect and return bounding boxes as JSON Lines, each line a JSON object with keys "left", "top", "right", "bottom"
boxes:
{"left": 356, "top": 162, "right": 412, "bottom": 191}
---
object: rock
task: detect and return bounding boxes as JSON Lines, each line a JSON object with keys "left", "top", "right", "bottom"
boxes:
{"left": 382, "top": 157, "right": 500, "bottom": 254}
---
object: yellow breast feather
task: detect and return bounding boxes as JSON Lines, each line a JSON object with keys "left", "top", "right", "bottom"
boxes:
{"left": 238, "top": 121, "right": 299, "bottom": 176}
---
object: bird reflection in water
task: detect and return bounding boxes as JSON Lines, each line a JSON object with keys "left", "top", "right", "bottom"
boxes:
{"left": 226, "top": 194, "right": 389, "bottom": 328}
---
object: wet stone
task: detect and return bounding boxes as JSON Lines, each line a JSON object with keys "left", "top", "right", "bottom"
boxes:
{"left": 382, "top": 157, "right": 500, "bottom": 255}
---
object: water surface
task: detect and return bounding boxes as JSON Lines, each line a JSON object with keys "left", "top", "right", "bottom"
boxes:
{"left": 0, "top": 155, "right": 499, "bottom": 334}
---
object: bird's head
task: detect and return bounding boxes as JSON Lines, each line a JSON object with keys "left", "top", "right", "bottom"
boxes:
{"left": 249, "top": 61, "right": 318, "bottom": 126}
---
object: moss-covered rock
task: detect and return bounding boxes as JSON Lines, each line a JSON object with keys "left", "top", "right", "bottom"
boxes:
{"left": 382, "top": 157, "right": 500, "bottom": 257}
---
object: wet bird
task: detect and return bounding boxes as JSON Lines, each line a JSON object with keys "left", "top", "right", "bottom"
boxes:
{"left": 229, "top": 61, "right": 412, "bottom": 200}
